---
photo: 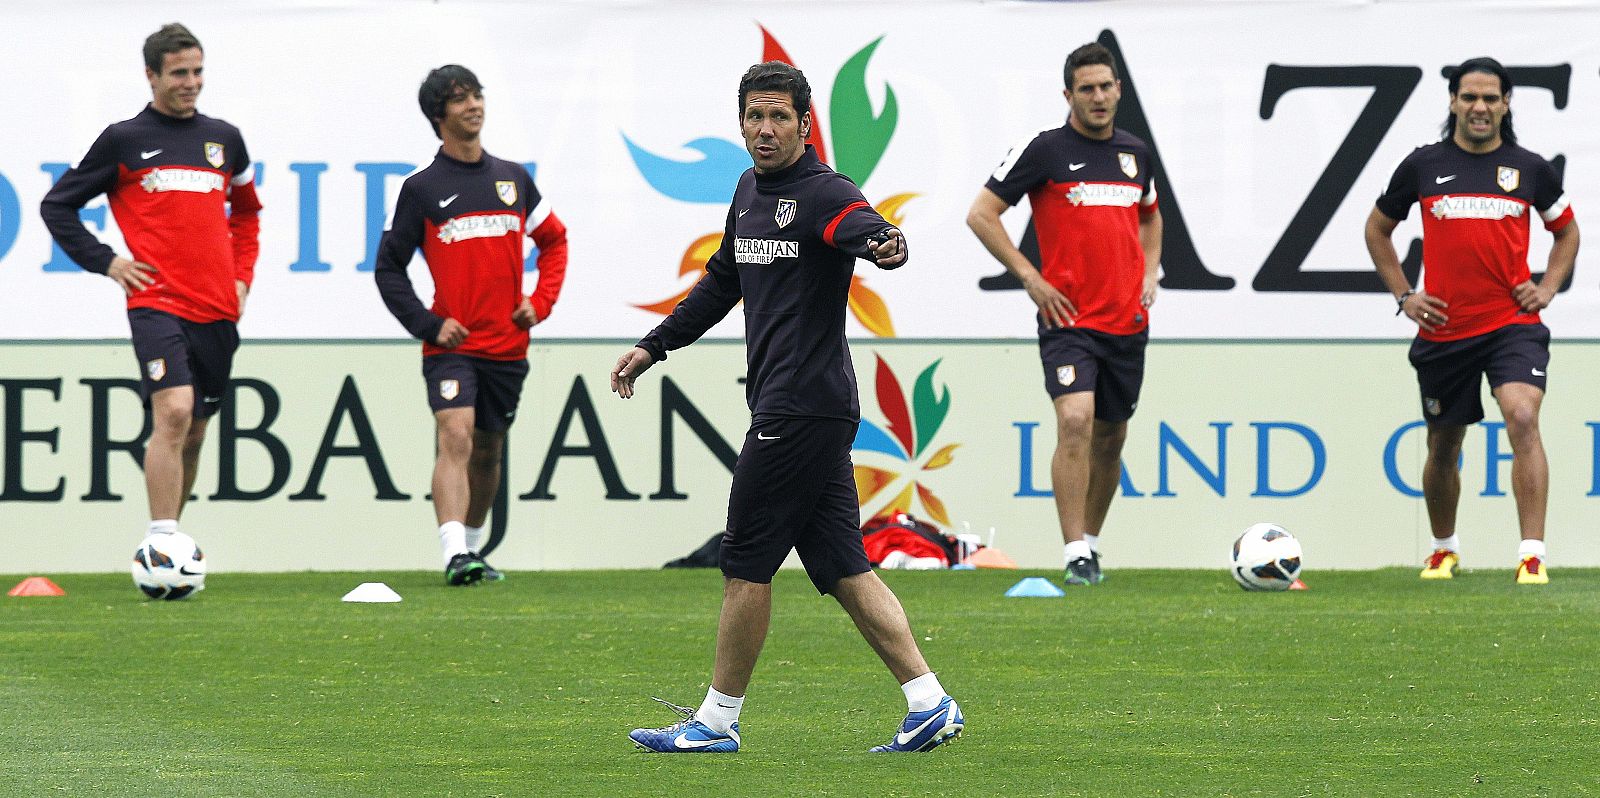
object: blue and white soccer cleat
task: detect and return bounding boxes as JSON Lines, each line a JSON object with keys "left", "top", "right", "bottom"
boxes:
{"left": 870, "top": 695, "right": 964, "bottom": 752}
{"left": 629, "top": 697, "right": 740, "bottom": 753}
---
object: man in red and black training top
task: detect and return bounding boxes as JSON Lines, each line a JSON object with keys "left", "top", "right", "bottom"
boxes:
{"left": 40, "top": 23, "right": 261, "bottom": 549}
{"left": 374, "top": 65, "right": 568, "bottom": 586}
{"left": 1366, "top": 57, "right": 1578, "bottom": 586}
{"left": 966, "top": 42, "right": 1162, "bottom": 587}
{"left": 611, "top": 62, "right": 962, "bottom": 754}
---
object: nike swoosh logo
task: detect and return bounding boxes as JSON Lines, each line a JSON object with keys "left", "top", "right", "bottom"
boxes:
{"left": 1532, "top": 368, "right": 1546, "bottom": 376}
{"left": 756, "top": 433, "right": 781, "bottom": 440}
{"left": 673, "top": 734, "right": 726, "bottom": 749}
{"left": 1435, "top": 175, "right": 1457, "bottom": 184}
{"left": 202, "top": 397, "right": 222, "bottom": 404}
{"left": 141, "top": 149, "right": 163, "bottom": 159}
{"left": 1068, "top": 162, "right": 1086, "bottom": 171}
{"left": 738, "top": 209, "right": 750, "bottom": 217}
{"left": 439, "top": 194, "right": 460, "bottom": 208}
{"left": 178, "top": 565, "right": 203, "bottom": 576}
{"left": 896, "top": 710, "right": 946, "bottom": 746}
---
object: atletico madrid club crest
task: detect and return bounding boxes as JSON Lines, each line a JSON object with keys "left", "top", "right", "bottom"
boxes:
{"left": 775, "top": 198, "right": 797, "bottom": 228}
{"left": 146, "top": 358, "right": 166, "bottom": 382}
{"left": 1056, "top": 365, "right": 1076, "bottom": 387}
{"left": 496, "top": 180, "right": 517, "bottom": 206}
{"left": 439, "top": 379, "right": 460, "bottom": 401}
{"left": 205, "top": 142, "right": 225, "bottom": 169}
{"left": 1118, "top": 152, "right": 1138, "bottom": 179}
{"left": 1497, "top": 166, "right": 1520, "bottom": 193}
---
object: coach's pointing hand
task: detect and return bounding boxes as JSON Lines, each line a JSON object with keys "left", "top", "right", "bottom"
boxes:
{"left": 870, "top": 228, "right": 907, "bottom": 270}
{"left": 611, "top": 347, "right": 656, "bottom": 399}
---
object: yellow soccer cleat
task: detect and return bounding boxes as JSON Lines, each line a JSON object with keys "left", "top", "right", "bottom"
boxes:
{"left": 1420, "top": 549, "right": 1459, "bottom": 580}
{"left": 1516, "top": 556, "right": 1549, "bottom": 585}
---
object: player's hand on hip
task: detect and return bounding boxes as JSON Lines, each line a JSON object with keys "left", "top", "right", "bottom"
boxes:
{"left": 1511, "top": 279, "right": 1554, "bottom": 312}
{"left": 610, "top": 347, "right": 655, "bottom": 399}
{"left": 512, "top": 297, "right": 539, "bottom": 329}
{"left": 1403, "top": 291, "right": 1449, "bottom": 332}
{"left": 1023, "top": 273, "right": 1076, "bottom": 328}
{"left": 107, "top": 256, "right": 157, "bottom": 296}
{"left": 435, "top": 318, "right": 469, "bottom": 348}
{"left": 870, "top": 228, "right": 907, "bottom": 270}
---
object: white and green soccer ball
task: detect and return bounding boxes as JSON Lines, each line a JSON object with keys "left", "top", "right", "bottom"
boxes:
{"left": 1231, "top": 523, "right": 1302, "bottom": 591}
{"left": 131, "top": 532, "right": 206, "bottom": 600}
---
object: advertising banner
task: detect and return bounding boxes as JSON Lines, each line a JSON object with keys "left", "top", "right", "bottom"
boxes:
{"left": 1, "top": 1, "right": 1598, "bottom": 340}
{"left": 3, "top": 339, "right": 1598, "bottom": 573}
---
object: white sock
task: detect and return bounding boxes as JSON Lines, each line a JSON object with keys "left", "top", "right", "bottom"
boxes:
{"left": 439, "top": 521, "right": 468, "bottom": 566}
{"left": 902, "top": 672, "right": 946, "bottom": 712}
{"left": 464, "top": 524, "right": 486, "bottom": 554}
{"left": 1083, "top": 533, "right": 1100, "bottom": 553}
{"left": 1518, "top": 539, "right": 1547, "bottom": 560}
{"left": 1432, "top": 534, "right": 1461, "bottom": 553}
{"left": 696, "top": 686, "right": 743, "bottom": 734}
{"left": 1064, "top": 540, "right": 1092, "bottom": 562}
{"left": 149, "top": 519, "right": 178, "bottom": 536}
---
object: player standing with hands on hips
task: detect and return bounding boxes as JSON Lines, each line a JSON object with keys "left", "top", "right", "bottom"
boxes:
{"left": 967, "top": 42, "right": 1162, "bottom": 587}
{"left": 375, "top": 65, "right": 569, "bottom": 585}
{"left": 40, "top": 23, "right": 261, "bottom": 551}
{"left": 1365, "top": 57, "right": 1578, "bottom": 584}
{"left": 612, "top": 61, "right": 963, "bottom": 754}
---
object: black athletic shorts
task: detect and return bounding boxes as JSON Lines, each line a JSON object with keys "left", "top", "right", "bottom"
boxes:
{"left": 128, "top": 308, "right": 239, "bottom": 419}
{"left": 1038, "top": 325, "right": 1148, "bottom": 422}
{"left": 721, "top": 416, "right": 872, "bottom": 594}
{"left": 1409, "top": 322, "right": 1549, "bottom": 426}
{"left": 421, "top": 353, "right": 530, "bottom": 432}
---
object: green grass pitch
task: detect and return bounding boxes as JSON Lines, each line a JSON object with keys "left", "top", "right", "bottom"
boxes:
{"left": 2, "top": 568, "right": 1597, "bottom": 797}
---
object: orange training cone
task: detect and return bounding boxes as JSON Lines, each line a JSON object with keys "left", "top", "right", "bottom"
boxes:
{"left": 1289, "top": 578, "right": 1308, "bottom": 591}
{"left": 965, "top": 547, "right": 1019, "bottom": 569}
{"left": 8, "top": 577, "right": 66, "bottom": 597}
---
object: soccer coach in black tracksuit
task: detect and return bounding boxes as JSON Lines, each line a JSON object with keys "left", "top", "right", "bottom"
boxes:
{"left": 611, "top": 61, "right": 962, "bottom": 753}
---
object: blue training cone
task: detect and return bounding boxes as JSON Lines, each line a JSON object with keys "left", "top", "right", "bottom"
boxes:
{"left": 1005, "top": 577, "right": 1065, "bottom": 597}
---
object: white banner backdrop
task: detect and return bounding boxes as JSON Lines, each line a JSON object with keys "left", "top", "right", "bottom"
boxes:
{"left": 1, "top": 1, "right": 1598, "bottom": 340}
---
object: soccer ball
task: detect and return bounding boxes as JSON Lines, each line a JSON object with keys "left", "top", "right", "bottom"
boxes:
{"left": 1230, "top": 522, "right": 1302, "bottom": 591}
{"left": 131, "top": 532, "right": 206, "bottom": 600}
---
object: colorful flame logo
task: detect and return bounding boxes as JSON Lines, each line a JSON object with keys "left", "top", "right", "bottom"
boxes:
{"left": 623, "top": 25, "right": 914, "bottom": 337}
{"left": 853, "top": 354, "right": 959, "bottom": 524}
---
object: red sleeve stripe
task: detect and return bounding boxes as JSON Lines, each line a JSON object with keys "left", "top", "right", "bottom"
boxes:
{"left": 1545, "top": 204, "right": 1575, "bottom": 232}
{"left": 823, "top": 200, "right": 871, "bottom": 248}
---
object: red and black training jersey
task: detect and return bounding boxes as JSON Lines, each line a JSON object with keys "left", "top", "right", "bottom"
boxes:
{"left": 985, "top": 124, "right": 1158, "bottom": 335}
{"left": 637, "top": 146, "right": 897, "bottom": 422}
{"left": 1376, "top": 138, "right": 1574, "bottom": 341}
{"left": 374, "top": 149, "right": 569, "bottom": 361}
{"left": 40, "top": 104, "right": 261, "bottom": 324}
